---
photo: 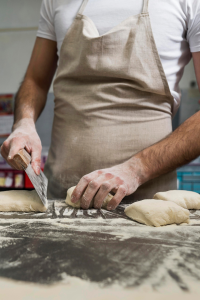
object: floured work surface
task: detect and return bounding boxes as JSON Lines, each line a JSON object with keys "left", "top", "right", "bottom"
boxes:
{"left": 0, "top": 200, "right": 200, "bottom": 295}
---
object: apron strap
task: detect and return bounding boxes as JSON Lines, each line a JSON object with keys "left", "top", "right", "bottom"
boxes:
{"left": 142, "top": 0, "right": 149, "bottom": 14}
{"left": 77, "top": 0, "right": 89, "bottom": 15}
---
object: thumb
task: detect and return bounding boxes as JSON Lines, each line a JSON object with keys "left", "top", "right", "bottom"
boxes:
{"left": 31, "top": 145, "right": 42, "bottom": 175}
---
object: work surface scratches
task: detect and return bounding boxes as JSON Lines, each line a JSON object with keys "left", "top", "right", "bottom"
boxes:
{"left": 0, "top": 200, "right": 200, "bottom": 296}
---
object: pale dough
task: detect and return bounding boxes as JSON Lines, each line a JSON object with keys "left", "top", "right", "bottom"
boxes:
{"left": 153, "top": 190, "right": 200, "bottom": 209}
{"left": 65, "top": 186, "right": 113, "bottom": 209}
{"left": 0, "top": 190, "right": 48, "bottom": 212}
{"left": 124, "top": 199, "right": 190, "bottom": 227}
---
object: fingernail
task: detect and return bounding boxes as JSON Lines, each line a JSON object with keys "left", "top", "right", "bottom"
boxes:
{"left": 71, "top": 195, "right": 76, "bottom": 203}
{"left": 82, "top": 205, "right": 89, "bottom": 210}
{"left": 8, "top": 155, "right": 12, "bottom": 160}
{"left": 94, "top": 202, "right": 101, "bottom": 210}
{"left": 94, "top": 205, "right": 100, "bottom": 209}
{"left": 107, "top": 205, "right": 113, "bottom": 211}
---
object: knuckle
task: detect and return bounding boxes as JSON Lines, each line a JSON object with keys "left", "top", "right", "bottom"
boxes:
{"left": 82, "top": 194, "right": 88, "bottom": 202}
{"left": 33, "top": 158, "right": 41, "bottom": 164}
{"left": 105, "top": 172, "right": 113, "bottom": 179}
{"left": 116, "top": 176, "right": 124, "bottom": 184}
{"left": 101, "top": 182, "right": 110, "bottom": 191}
{"left": 83, "top": 175, "right": 91, "bottom": 183}
{"left": 120, "top": 186, "right": 127, "bottom": 196}
{"left": 106, "top": 173, "right": 112, "bottom": 177}
{"left": 2, "top": 140, "right": 9, "bottom": 149}
{"left": 89, "top": 180, "right": 98, "bottom": 189}
{"left": 12, "top": 137, "right": 19, "bottom": 143}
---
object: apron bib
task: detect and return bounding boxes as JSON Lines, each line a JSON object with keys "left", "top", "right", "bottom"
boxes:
{"left": 45, "top": 0, "right": 177, "bottom": 200}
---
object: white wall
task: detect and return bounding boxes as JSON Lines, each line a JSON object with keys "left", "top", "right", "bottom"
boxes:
{"left": 0, "top": 0, "right": 54, "bottom": 93}
{"left": 179, "top": 59, "right": 197, "bottom": 89}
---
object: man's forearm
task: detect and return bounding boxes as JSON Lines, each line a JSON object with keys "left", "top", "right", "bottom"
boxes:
{"left": 130, "top": 111, "right": 200, "bottom": 185}
{"left": 13, "top": 78, "right": 47, "bottom": 129}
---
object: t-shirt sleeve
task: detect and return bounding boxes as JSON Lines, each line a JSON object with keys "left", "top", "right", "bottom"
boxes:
{"left": 187, "top": 0, "right": 200, "bottom": 52}
{"left": 36, "top": 0, "right": 56, "bottom": 41}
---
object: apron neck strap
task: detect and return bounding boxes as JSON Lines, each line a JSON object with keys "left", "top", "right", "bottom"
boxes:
{"left": 142, "top": 0, "right": 149, "bottom": 14}
{"left": 77, "top": 0, "right": 89, "bottom": 15}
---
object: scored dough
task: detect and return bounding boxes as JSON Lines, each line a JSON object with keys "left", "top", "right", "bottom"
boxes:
{"left": 153, "top": 190, "right": 200, "bottom": 209}
{"left": 65, "top": 186, "right": 113, "bottom": 209}
{"left": 124, "top": 199, "right": 190, "bottom": 227}
{"left": 0, "top": 190, "right": 48, "bottom": 212}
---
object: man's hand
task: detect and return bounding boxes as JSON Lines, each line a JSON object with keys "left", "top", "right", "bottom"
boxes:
{"left": 0, "top": 118, "right": 42, "bottom": 175}
{"left": 71, "top": 160, "right": 141, "bottom": 210}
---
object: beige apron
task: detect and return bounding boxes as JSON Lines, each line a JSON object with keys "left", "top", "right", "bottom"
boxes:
{"left": 44, "top": 0, "right": 177, "bottom": 201}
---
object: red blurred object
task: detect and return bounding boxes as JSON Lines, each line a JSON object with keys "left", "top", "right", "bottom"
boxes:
{"left": 24, "top": 168, "right": 44, "bottom": 189}
{"left": 24, "top": 172, "right": 33, "bottom": 188}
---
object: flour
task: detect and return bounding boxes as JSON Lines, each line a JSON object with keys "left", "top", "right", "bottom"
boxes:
{"left": 188, "top": 219, "right": 200, "bottom": 225}
{"left": 1, "top": 214, "right": 200, "bottom": 296}
{"left": 0, "top": 217, "right": 199, "bottom": 242}
{"left": 0, "top": 275, "right": 199, "bottom": 300}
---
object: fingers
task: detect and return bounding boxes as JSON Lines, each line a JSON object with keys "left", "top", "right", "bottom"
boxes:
{"left": 0, "top": 144, "right": 17, "bottom": 169}
{"left": 106, "top": 185, "right": 127, "bottom": 210}
{"left": 71, "top": 171, "right": 101, "bottom": 208}
{"left": 1, "top": 137, "right": 42, "bottom": 175}
{"left": 8, "top": 138, "right": 27, "bottom": 170}
{"left": 71, "top": 169, "right": 128, "bottom": 210}
{"left": 8, "top": 138, "right": 26, "bottom": 159}
{"left": 31, "top": 143, "right": 42, "bottom": 175}
{"left": 1, "top": 139, "right": 22, "bottom": 170}
{"left": 93, "top": 180, "right": 117, "bottom": 209}
{"left": 80, "top": 174, "right": 113, "bottom": 209}
{"left": 0, "top": 120, "right": 43, "bottom": 175}
{"left": 80, "top": 179, "right": 101, "bottom": 209}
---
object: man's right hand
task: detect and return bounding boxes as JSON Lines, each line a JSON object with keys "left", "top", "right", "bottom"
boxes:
{"left": 0, "top": 118, "right": 42, "bottom": 175}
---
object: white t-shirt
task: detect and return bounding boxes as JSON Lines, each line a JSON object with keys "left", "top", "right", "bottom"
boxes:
{"left": 37, "top": 0, "right": 200, "bottom": 115}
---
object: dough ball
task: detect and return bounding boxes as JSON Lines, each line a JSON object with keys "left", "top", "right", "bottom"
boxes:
{"left": 124, "top": 199, "right": 190, "bottom": 227}
{"left": 153, "top": 190, "right": 200, "bottom": 210}
{"left": 65, "top": 186, "right": 113, "bottom": 209}
{"left": 0, "top": 190, "right": 47, "bottom": 212}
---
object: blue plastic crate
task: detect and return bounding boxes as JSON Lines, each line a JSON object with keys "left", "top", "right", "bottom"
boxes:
{"left": 177, "top": 168, "right": 200, "bottom": 193}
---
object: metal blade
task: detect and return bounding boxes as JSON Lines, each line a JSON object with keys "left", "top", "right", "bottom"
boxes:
{"left": 25, "top": 164, "right": 48, "bottom": 208}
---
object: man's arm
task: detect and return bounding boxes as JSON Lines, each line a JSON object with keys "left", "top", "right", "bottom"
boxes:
{"left": 71, "top": 52, "right": 200, "bottom": 210}
{"left": 132, "top": 52, "right": 200, "bottom": 184}
{"left": 1, "top": 37, "right": 58, "bottom": 174}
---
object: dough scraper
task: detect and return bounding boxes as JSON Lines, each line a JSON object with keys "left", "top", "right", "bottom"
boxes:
{"left": 14, "top": 149, "right": 48, "bottom": 207}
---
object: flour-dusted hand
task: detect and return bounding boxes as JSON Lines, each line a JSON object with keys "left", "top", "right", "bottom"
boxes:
{"left": 0, "top": 118, "right": 42, "bottom": 175}
{"left": 71, "top": 160, "right": 141, "bottom": 210}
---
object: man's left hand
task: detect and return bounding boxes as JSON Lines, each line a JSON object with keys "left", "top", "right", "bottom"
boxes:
{"left": 71, "top": 160, "right": 140, "bottom": 210}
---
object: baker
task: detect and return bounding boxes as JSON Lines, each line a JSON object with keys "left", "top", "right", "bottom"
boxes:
{"left": 1, "top": 0, "right": 200, "bottom": 210}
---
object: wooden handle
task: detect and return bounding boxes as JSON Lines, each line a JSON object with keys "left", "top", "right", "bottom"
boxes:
{"left": 13, "top": 149, "right": 31, "bottom": 170}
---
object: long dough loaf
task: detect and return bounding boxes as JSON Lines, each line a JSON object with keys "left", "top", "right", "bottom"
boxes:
{"left": 0, "top": 190, "right": 47, "bottom": 212}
